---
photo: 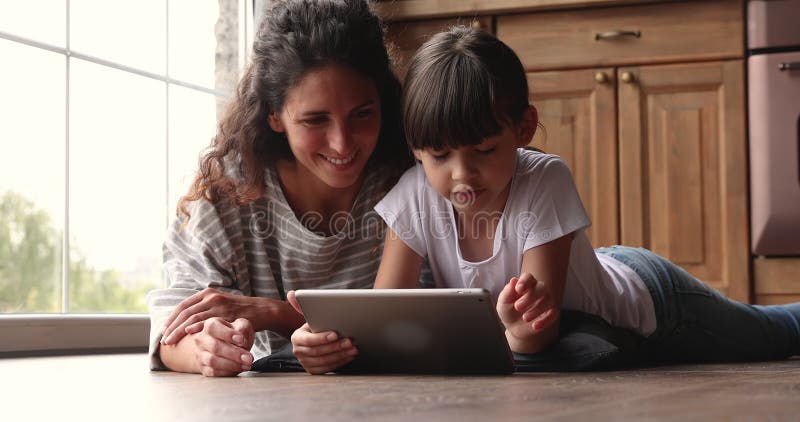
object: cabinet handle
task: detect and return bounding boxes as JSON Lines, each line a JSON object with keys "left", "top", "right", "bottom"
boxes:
{"left": 779, "top": 62, "right": 800, "bottom": 71}
{"left": 471, "top": 20, "right": 482, "bottom": 30}
{"left": 595, "top": 72, "right": 609, "bottom": 84}
{"left": 620, "top": 71, "right": 635, "bottom": 84}
{"left": 595, "top": 30, "right": 641, "bottom": 41}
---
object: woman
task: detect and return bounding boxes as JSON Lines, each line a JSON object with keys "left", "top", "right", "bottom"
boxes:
{"left": 147, "top": 0, "right": 413, "bottom": 376}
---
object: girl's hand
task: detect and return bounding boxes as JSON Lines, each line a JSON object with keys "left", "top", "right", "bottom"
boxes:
{"left": 496, "top": 273, "right": 559, "bottom": 349}
{"left": 183, "top": 316, "right": 255, "bottom": 377}
{"left": 287, "top": 291, "right": 358, "bottom": 375}
{"left": 161, "top": 288, "right": 252, "bottom": 346}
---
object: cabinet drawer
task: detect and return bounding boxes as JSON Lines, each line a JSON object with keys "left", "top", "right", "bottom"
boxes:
{"left": 497, "top": 0, "right": 743, "bottom": 71}
{"left": 754, "top": 257, "right": 800, "bottom": 305}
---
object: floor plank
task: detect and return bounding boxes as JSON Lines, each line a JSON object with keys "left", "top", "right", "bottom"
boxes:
{"left": 1, "top": 354, "right": 799, "bottom": 421}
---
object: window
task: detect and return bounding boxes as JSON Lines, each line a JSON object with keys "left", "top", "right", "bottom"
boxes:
{"left": 0, "top": 0, "right": 255, "bottom": 353}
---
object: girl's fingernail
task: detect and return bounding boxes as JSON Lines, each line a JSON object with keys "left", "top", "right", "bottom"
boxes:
{"left": 241, "top": 354, "right": 253, "bottom": 365}
{"left": 340, "top": 339, "right": 351, "bottom": 348}
{"left": 242, "top": 365, "right": 251, "bottom": 371}
{"left": 162, "top": 336, "right": 171, "bottom": 345}
{"left": 326, "top": 332, "right": 337, "bottom": 341}
{"left": 232, "top": 334, "right": 244, "bottom": 344}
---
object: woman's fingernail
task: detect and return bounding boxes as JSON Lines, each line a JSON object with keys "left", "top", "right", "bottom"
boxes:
{"left": 326, "top": 332, "right": 337, "bottom": 341}
{"left": 242, "top": 365, "right": 251, "bottom": 371}
{"left": 241, "top": 354, "right": 253, "bottom": 365}
{"left": 347, "top": 348, "right": 358, "bottom": 356}
{"left": 232, "top": 334, "right": 244, "bottom": 344}
{"left": 340, "top": 339, "right": 351, "bottom": 348}
{"left": 162, "top": 336, "right": 171, "bottom": 345}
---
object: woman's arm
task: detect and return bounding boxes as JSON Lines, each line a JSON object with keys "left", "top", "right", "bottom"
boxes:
{"left": 497, "top": 232, "right": 574, "bottom": 354}
{"left": 160, "top": 290, "right": 303, "bottom": 345}
{"left": 374, "top": 227, "right": 425, "bottom": 289}
{"left": 159, "top": 317, "right": 256, "bottom": 376}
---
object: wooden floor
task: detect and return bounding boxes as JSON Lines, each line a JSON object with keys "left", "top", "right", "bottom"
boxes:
{"left": 2, "top": 353, "right": 799, "bottom": 421}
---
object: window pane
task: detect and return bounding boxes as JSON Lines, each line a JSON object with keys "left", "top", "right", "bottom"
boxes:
{"left": 69, "top": 59, "right": 165, "bottom": 313}
{"left": 0, "top": 39, "right": 65, "bottom": 313}
{"left": 0, "top": 0, "right": 66, "bottom": 47}
{"left": 70, "top": 0, "right": 166, "bottom": 75}
{"left": 168, "top": 85, "right": 219, "bottom": 221}
{"left": 169, "top": 0, "right": 229, "bottom": 90}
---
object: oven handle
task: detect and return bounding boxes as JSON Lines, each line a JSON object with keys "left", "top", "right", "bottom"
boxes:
{"left": 779, "top": 62, "right": 800, "bottom": 71}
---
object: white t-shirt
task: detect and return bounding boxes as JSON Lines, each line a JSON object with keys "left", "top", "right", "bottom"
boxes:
{"left": 374, "top": 149, "right": 656, "bottom": 336}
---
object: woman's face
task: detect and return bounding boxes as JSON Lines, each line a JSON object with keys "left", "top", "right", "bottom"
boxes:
{"left": 268, "top": 63, "right": 382, "bottom": 190}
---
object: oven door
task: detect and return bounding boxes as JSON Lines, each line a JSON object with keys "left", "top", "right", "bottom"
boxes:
{"left": 749, "top": 51, "right": 800, "bottom": 255}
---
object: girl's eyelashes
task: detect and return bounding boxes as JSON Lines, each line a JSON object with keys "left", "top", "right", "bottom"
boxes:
{"left": 431, "top": 151, "right": 450, "bottom": 161}
{"left": 477, "top": 147, "right": 496, "bottom": 155}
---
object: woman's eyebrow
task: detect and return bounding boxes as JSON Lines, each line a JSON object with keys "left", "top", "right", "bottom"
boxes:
{"left": 296, "top": 100, "right": 376, "bottom": 118}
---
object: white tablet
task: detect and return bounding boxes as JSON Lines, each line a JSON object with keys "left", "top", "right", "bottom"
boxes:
{"left": 294, "top": 288, "right": 514, "bottom": 374}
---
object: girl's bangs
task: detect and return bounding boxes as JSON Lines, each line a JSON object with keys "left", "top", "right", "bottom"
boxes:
{"left": 404, "top": 53, "right": 506, "bottom": 151}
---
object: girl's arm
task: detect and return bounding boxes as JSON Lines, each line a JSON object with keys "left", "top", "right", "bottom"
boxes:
{"left": 497, "top": 232, "right": 574, "bottom": 354}
{"left": 374, "top": 227, "right": 424, "bottom": 289}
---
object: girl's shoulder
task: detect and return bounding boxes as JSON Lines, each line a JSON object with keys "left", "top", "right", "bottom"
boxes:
{"left": 515, "top": 148, "right": 570, "bottom": 177}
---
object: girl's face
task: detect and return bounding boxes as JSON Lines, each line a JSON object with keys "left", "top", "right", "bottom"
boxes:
{"left": 268, "top": 63, "right": 382, "bottom": 190}
{"left": 413, "top": 108, "right": 537, "bottom": 215}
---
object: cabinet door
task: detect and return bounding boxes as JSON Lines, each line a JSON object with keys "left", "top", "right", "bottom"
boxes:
{"left": 528, "top": 68, "right": 618, "bottom": 248}
{"left": 618, "top": 61, "right": 749, "bottom": 301}
{"left": 385, "top": 17, "right": 492, "bottom": 82}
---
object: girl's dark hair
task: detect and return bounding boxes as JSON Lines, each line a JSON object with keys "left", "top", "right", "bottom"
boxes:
{"left": 402, "top": 26, "right": 529, "bottom": 150}
{"left": 179, "top": 0, "right": 411, "bottom": 218}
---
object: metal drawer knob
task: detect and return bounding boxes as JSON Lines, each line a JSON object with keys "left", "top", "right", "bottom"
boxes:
{"left": 595, "top": 72, "right": 609, "bottom": 84}
{"left": 620, "top": 71, "right": 635, "bottom": 84}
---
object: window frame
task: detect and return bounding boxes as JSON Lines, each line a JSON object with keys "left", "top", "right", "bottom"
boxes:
{"left": 0, "top": 0, "right": 255, "bottom": 354}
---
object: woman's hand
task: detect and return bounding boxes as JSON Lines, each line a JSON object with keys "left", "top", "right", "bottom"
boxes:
{"left": 287, "top": 291, "right": 358, "bottom": 375}
{"left": 160, "top": 288, "right": 253, "bottom": 346}
{"left": 178, "top": 316, "right": 255, "bottom": 377}
{"left": 496, "top": 272, "right": 560, "bottom": 353}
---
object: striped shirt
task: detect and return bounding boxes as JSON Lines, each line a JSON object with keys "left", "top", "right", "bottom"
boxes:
{"left": 146, "top": 162, "right": 393, "bottom": 370}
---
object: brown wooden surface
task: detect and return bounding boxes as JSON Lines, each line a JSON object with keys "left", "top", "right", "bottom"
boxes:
{"left": 754, "top": 257, "right": 800, "bottom": 296}
{"left": 618, "top": 60, "right": 749, "bottom": 302}
{"left": 528, "top": 68, "right": 619, "bottom": 248}
{"left": 374, "top": 0, "right": 661, "bottom": 21}
{"left": 3, "top": 353, "right": 800, "bottom": 421}
{"left": 385, "top": 16, "right": 493, "bottom": 81}
{"left": 497, "top": 0, "right": 743, "bottom": 72}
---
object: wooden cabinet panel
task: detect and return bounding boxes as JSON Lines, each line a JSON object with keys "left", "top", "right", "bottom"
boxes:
{"left": 754, "top": 257, "right": 800, "bottom": 305}
{"left": 618, "top": 61, "right": 749, "bottom": 302}
{"left": 497, "top": 0, "right": 743, "bottom": 72}
{"left": 528, "top": 68, "right": 618, "bottom": 247}
{"left": 385, "top": 17, "right": 492, "bottom": 81}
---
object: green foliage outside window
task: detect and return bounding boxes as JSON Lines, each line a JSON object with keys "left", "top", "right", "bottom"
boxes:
{"left": 0, "top": 191, "right": 157, "bottom": 313}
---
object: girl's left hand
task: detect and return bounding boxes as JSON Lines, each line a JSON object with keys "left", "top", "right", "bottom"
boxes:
{"left": 161, "top": 288, "right": 253, "bottom": 346}
{"left": 496, "top": 272, "right": 559, "bottom": 340}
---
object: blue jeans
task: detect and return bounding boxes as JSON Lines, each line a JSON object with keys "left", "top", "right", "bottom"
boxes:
{"left": 597, "top": 246, "right": 800, "bottom": 363}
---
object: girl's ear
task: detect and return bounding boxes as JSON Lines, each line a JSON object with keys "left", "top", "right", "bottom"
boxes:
{"left": 412, "top": 149, "right": 423, "bottom": 162}
{"left": 516, "top": 105, "right": 538, "bottom": 147}
{"left": 268, "top": 112, "right": 285, "bottom": 133}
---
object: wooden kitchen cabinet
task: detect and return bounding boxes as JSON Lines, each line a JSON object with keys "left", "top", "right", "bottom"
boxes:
{"left": 618, "top": 61, "right": 749, "bottom": 301}
{"left": 527, "top": 68, "right": 619, "bottom": 248}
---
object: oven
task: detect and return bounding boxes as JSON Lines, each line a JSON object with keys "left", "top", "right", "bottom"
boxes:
{"left": 748, "top": 0, "right": 800, "bottom": 255}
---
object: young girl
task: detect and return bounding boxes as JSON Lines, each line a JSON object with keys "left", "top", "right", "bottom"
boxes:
{"left": 288, "top": 26, "right": 800, "bottom": 374}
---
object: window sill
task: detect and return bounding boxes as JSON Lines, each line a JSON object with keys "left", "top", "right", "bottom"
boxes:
{"left": 0, "top": 314, "right": 149, "bottom": 356}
